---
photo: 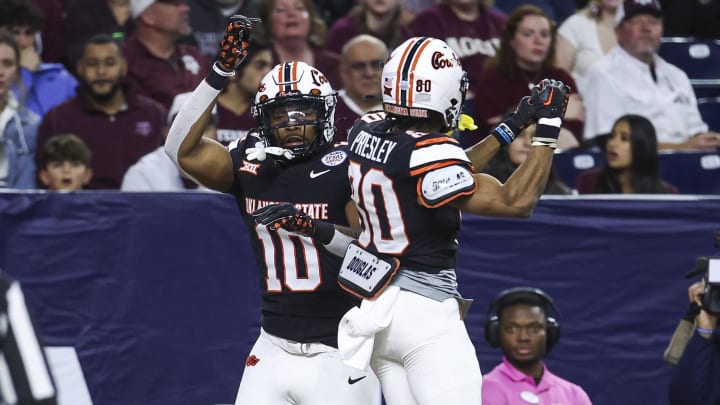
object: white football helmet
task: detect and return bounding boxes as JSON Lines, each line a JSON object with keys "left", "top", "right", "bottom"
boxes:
{"left": 381, "top": 37, "right": 468, "bottom": 131}
{"left": 252, "top": 61, "right": 337, "bottom": 160}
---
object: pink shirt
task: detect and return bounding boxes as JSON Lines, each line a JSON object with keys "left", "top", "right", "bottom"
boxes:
{"left": 482, "top": 357, "right": 592, "bottom": 405}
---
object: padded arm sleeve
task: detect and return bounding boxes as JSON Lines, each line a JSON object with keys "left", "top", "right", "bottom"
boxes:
{"left": 164, "top": 80, "right": 222, "bottom": 167}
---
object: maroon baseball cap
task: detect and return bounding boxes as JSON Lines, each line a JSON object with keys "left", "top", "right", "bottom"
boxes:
{"left": 622, "top": 0, "right": 663, "bottom": 21}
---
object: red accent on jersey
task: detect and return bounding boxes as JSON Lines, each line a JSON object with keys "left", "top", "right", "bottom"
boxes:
{"left": 246, "top": 355, "right": 260, "bottom": 367}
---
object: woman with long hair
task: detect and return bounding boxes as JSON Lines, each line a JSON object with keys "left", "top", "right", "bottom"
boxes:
{"left": 323, "top": 0, "right": 414, "bottom": 55}
{"left": 576, "top": 114, "right": 677, "bottom": 194}
{"left": 471, "top": 5, "right": 584, "bottom": 147}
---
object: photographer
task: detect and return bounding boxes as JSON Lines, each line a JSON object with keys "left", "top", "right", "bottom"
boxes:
{"left": 668, "top": 279, "right": 720, "bottom": 405}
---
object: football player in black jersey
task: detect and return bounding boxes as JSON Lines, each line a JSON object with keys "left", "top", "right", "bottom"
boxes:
{"left": 164, "top": 15, "right": 380, "bottom": 405}
{"left": 254, "top": 36, "right": 571, "bottom": 405}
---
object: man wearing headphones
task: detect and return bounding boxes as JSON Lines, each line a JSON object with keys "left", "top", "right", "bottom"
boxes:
{"left": 482, "top": 287, "right": 592, "bottom": 405}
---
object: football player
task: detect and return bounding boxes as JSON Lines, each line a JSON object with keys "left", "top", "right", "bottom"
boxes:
{"left": 164, "top": 15, "right": 380, "bottom": 405}
{"left": 254, "top": 36, "right": 571, "bottom": 404}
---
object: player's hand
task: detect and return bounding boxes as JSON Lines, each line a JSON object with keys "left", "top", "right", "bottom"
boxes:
{"left": 531, "top": 79, "right": 571, "bottom": 120}
{"left": 491, "top": 96, "right": 534, "bottom": 145}
{"left": 252, "top": 203, "right": 316, "bottom": 237}
{"left": 216, "top": 14, "right": 258, "bottom": 73}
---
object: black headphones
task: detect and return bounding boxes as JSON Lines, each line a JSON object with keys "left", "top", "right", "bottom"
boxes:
{"left": 484, "top": 287, "right": 561, "bottom": 353}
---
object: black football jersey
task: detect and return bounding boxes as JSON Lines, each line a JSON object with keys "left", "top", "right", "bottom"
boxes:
{"left": 346, "top": 112, "right": 477, "bottom": 273}
{"left": 226, "top": 133, "right": 358, "bottom": 347}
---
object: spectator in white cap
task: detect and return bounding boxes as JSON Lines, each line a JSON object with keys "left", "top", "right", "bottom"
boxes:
{"left": 579, "top": 0, "right": 720, "bottom": 151}
{"left": 130, "top": 0, "right": 159, "bottom": 19}
{"left": 121, "top": 91, "right": 218, "bottom": 191}
{"left": 123, "top": 0, "right": 210, "bottom": 110}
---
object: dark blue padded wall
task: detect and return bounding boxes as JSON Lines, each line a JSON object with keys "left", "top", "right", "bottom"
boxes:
{"left": 0, "top": 192, "right": 718, "bottom": 405}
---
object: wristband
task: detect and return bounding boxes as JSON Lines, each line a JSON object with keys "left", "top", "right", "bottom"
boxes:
{"left": 313, "top": 220, "right": 335, "bottom": 245}
{"left": 323, "top": 229, "right": 354, "bottom": 257}
{"left": 206, "top": 63, "right": 234, "bottom": 90}
{"left": 531, "top": 139, "right": 557, "bottom": 149}
{"left": 531, "top": 123, "right": 561, "bottom": 149}
{"left": 696, "top": 327, "right": 715, "bottom": 335}
{"left": 491, "top": 123, "right": 516, "bottom": 145}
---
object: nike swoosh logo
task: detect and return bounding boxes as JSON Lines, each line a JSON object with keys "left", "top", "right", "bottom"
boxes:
{"left": 347, "top": 376, "right": 366, "bottom": 385}
{"left": 309, "top": 169, "right": 331, "bottom": 179}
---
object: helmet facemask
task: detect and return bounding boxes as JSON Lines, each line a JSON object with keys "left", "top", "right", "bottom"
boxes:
{"left": 252, "top": 61, "right": 337, "bottom": 162}
{"left": 256, "top": 95, "right": 330, "bottom": 160}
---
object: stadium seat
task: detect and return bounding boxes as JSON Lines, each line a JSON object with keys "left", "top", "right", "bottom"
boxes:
{"left": 553, "top": 150, "right": 604, "bottom": 188}
{"left": 659, "top": 37, "right": 720, "bottom": 98}
{"left": 554, "top": 151, "right": 720, "bottom": 194}
{"left": 697, "top": 96, "right": 720, "bottom": 131}
{"left": 659, "top": 151, "right": 720, "bottom": 194}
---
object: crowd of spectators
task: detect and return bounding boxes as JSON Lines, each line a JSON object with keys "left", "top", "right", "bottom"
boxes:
{"left": 1, "top": 2, "right": 718, "bottom": 403}
{"left": 0, "top": 0, "right": 717, "bottom": 193}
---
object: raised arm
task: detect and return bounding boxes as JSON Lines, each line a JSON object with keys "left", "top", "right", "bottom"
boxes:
{"left": 464, "top": 136, "right": 501, "bottom": 173}
{"left": 464, "top": 93, "right": 535, "bottom": 171}
{"left": 452, "top": 79, "right": 570, "bottom": 217}
{"left": 165, "top": 15, "right": 256, "bottom": 191}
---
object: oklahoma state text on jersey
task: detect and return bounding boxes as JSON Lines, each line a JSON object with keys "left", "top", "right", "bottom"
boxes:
{"left": 226, "top": 133, "right": 358, "bottom": 348}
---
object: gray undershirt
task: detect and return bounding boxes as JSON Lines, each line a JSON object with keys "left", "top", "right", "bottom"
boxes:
{"left": 391, "top": 268, "right": 474, "bottom": 317}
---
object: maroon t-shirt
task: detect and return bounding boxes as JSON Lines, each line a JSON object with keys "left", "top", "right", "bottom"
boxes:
{"left": 333, "top": 95, "right": 361, "bottom": 143}
{"left": 215, "top": 103, "right": 256, "bottom": 146}
{"left": 123, "top": 35, "right": 210, "bottom": 110}
{"left": 36, "top": 88, "right": 167, "bottom": 189}
{"left": 470, "top": 66, "right": 582, "bottom": 144}
{"left": 403, "top": 4, "right": 506, "bottom": 89}
{"left": 575, "top": 169, "right": 678, "bottom": 194}
{"left": 575, "top": 168, "right": 601, "bottom": 194}
{"left": 322, "top": 15, "right": 359, "bottom": 55}
{"left": 324, "top": 14, "right": 406, "bottom": 56}
{"left": 32, "top": 0, "right": 65, "bottom": 63}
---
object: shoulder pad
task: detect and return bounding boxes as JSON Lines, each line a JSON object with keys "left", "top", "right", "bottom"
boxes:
{"left": 419, "top": 165, "right": 476, "bottom": 208}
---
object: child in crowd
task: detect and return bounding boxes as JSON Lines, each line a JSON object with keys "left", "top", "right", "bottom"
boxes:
{"left": 37, "top": 134, "right": 93, "bottom": 191}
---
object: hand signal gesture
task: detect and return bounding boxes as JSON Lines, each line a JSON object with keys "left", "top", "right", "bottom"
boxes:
{"left": 531, "top": 79, "right": 571, "bottom": 120}
{"left": 216, "top": 15, "right": 260, "bottom": 73}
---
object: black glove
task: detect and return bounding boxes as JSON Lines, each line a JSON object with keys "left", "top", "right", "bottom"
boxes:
{"left": 253, "top": 202, "right": 337, "bottom": 244}
{"left": 215, "top": 15, "right": 258, "bottom": 73}
{"left": 530, "top": 79, "right": 571, "bottom": 121}
{"left": 491, "top": 96, "right": 535, "bottom": 145}
{"left": 252, "top": 203, "right": 317, "bottom": 237}
{"left": 526, "top": 79, "right": 571, "bottom": 148}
